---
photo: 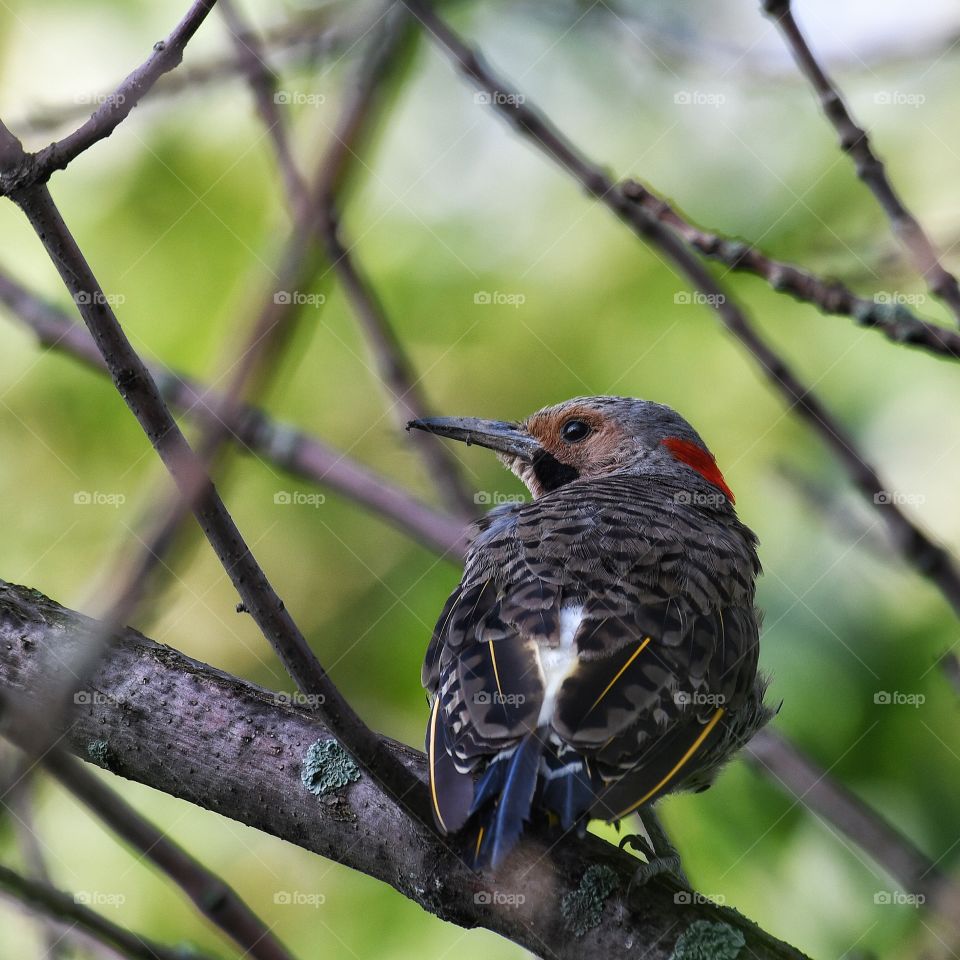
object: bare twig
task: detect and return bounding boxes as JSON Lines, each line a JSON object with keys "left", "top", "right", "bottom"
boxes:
{"left": 8, "top": 783, "right": 71, "bottom": 960}
{"left": 0, "top": 267, "right": 467, "bottom": 556}
{"left": 0, "top": 0, "right": 219, "bottom": 195}
{"left": 760, "top": 0, "right": 960, "bottom": 325}
{"left": 0, "top": 862, "right": 217, "bottom": 960}
{"left": 747, "top": 729, "right": 956, "bottom": 908}
{"left": 13, "top": 11, "right": 357, "bottom": 139}
{"left": 622, "top": 180, "right": 960, "bottom": 362}
{"left": 0, "top": 579, "right": 811, "bottom": 960}
{"left": 35, "top": 751, "right": 296, "bottom": 960}
{"left": 217, "top": 0, "right": 309, "bottom": 212}
{"left": 0, "top": 130, "right": 431, "bottom": 826}
{"left": 404, "top": 0, "right": 960, "bottom": 625}
{"left": 313, "top": 6, "right": 475, "bottom": 517}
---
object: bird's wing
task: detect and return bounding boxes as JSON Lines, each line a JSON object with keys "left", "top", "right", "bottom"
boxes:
{"left": 424, "top": 476, "right": 761, "bottom": 833}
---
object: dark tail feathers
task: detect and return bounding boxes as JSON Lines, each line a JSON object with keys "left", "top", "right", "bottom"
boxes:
{"left": 469, "top": 735, "right": 598, "bottom": 870}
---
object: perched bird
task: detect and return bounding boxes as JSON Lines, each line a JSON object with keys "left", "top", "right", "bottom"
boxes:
{"left": 408, "top": 396, "right": 772, "bottom": 872}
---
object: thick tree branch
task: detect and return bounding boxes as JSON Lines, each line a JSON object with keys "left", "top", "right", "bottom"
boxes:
{"left": 404, "top": 0, "right": 960, "bottom": 625}
{"left": 760, "top": 0, "right": 960, "bottom": 325}
{"left": 0, "top": 862, "right": 218, "bottom": 960}
{"left": 0, "top": 126, "right": 430, "bottom": 825}
{"left": 622, "top": 180, "right": 960, "bottom": 362}
{"left": 0, "top": 1, "right": 218, "bottom": 195}
{"left": 0, "top": 579, "right": 810, "bottom": 960}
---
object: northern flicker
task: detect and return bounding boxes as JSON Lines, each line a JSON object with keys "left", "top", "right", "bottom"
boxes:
{"left": 408, "top": 396, "right": 772, "bottom": 872}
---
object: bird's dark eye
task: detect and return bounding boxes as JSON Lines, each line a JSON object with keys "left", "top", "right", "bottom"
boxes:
{"left": 560, "top": 419, "right": 591, "bottom": 443}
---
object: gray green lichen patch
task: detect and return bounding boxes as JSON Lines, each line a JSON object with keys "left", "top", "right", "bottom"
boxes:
{"left": 86, "top": 739, "right": 113, "bottom": 770}
{"left": 301, "top": 739, "right": 360, "bottom": 797}
{"left": 671, "top": 920, "right": 745, "bottom": 960}
{"left": 560, "top": 864, "right": 619, "bottom": 937}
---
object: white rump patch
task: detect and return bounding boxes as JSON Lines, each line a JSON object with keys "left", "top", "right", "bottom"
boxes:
{"left": 536, "top": 606, "right": 583, "bottom": 727}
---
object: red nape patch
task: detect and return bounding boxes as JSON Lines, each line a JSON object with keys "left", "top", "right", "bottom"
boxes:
{"left": 660, "top": 437, "right": 735, "bottom": 504}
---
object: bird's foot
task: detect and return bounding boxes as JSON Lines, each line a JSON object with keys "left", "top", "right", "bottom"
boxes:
{"left": 619, "top": 833, "right": 686, "bottom": 888}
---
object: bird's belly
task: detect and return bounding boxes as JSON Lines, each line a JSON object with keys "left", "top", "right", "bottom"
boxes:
{"left": 535, "top": 606, "right": 583, "bottom": 727}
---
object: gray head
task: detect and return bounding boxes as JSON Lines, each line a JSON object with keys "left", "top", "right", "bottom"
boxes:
{"left": 408, "top": 395, "right": 735, "bottom": 503}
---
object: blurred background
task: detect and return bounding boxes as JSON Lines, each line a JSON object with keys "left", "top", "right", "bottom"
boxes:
{"left": 2, "top": 0, "right": 960, "bottom": 956}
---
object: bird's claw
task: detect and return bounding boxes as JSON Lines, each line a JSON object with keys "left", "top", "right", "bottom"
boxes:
{"left": 620, "top": 833, "right": 688, "bottom": 891}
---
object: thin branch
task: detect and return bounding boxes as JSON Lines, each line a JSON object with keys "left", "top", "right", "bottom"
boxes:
{"left": 8, "top": 783, "right": 72, "bottom": 960}
{"left": 30, "top": 751, "right": 295, "bottom": 960}
{"left": 404, "top": 0, "right": 960, "bottom": 625}
{"left": 0, "top": 130, "right": 431, "bottom": 827}
{"left": 217, "top": 0, "right": 309, "bottom": 213}
{"left": 313, "top": 5, "right": 476, "bottom": 517}
{"left": 0, "top": 862, "right": 218, "bottom": 960}
{"left": 760, "top": 0, "right": 960, "bottom": 325}
{"left": 0, "top": 1, "right": 219, "bottom": 195}
{"left": 0, "top": 579, "right": 811, "bottom": 960}
{"left": 622, "top": 180, "right": 960, "bottom": 362}
{"left": 746, "top": 729, "right": 955, "bottom": 906}
{"left": 0, "top": 266, "right": 466, "bottom": 557}
{"left": 13, "top": 11, "right": 358, "bottom": 139}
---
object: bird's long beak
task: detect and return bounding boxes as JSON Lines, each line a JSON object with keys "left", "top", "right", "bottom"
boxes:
{"left": 407, "top": 417, "right": 541, "bottom": 462}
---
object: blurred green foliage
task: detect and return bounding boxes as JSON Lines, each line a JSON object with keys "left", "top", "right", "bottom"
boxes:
{"left": 2, "top": 0, "right": 960, "bottom": 957}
